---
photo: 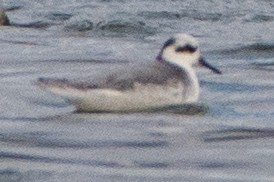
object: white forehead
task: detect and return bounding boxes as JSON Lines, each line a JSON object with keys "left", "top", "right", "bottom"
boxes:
{"left": 173, "top": 33, "right": 199, "bottom": 47}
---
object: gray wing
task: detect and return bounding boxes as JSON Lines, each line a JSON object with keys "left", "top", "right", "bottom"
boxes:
{"left": 37, "top": 61, "right": 184, "bottom": 91}
{"left": 91, "top": 61, "right": 184, "bottom": 90}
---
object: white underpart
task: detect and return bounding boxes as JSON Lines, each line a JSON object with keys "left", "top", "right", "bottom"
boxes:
{"left": 45, "top": 80, "right": 188, "bottom": 112}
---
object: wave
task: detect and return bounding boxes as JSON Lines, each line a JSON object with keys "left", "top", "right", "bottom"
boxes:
{"left": 138, "top": 10, "right": 233, "bottom": 22}
{"left": 222, "top": 43, "right": 274, "bottom": 54}
{"left": 212, "top": 43, "right": 274, "bottom": 60}
{"left": 95, "top": 20, "right": 157, "bottom": 37}
{"left": 64, "top": 19, "right": 94, "bottom": 31}
{"left": 46, "top": 12, "right": 73, "bottom": 21}
{"left": 62, "top": 16, "right": 157, "bottom": 37}
{"left": 0, "top": 131, "right": 168, "bottom": 149}
{"left": 75, "top": 104, "right": 208, "bottom": 115}
{"left": 202, "top": 128, "right": 274, "bottom": 142}
{"left": 244, "top": 14, "right": 274, "bottom": 23}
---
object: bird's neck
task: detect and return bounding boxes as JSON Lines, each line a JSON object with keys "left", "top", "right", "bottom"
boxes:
{"left": 181, "top": 65, "right": 199, "bottom": 102}
{"left": 159, "top": 59, "right": 200, "bottom": 102}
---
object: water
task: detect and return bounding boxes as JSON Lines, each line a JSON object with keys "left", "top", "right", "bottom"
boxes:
{"left": 1, "top": 0, "right": 274, "bottom": 181}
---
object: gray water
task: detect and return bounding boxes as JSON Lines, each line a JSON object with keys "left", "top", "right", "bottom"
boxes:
{"left": 1, "top": 0, "right": 274, "bottom": 181}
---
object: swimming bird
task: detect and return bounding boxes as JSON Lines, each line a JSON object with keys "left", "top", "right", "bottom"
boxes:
{"left": 36, "top": 34, "right": 221, "bottom": 112}
{"left": 0, "top": 8, "right": 10, "bottom": 26}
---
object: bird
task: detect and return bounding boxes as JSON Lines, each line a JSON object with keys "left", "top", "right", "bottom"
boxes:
{"left": 0, "top": 8, "right": 10, "bottom": 26}
{"left": 36, "top": 33, "right": 221, "bottom": 112}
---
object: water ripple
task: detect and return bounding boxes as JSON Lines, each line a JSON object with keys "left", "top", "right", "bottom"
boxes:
{"left": 96, "top": 20, "right": 157, "bottom": 37}
{"left": 201, "top": 81, "right": 274, "bottom": 93}
{"left": 64, "top": 19, "right": 94, "bottom": 32}
{"left": 0, "top": 169, "right": 23, "bottom": 182}
{"left": 0, "top": 133, "right": 168, "bottom": 149}
{"left": 0, "top": 152, "right": 123, "bottom": 168}
{"left": 138, "top": 11, "right": 182, "bottom": 20}
{"left": 244, "top": 14, "right": 274, "bottom": 23}
{"left": 202, "top": 128, "right": 274, "bottom": 142}
{"left": 222, "top": 43, "right": 274, "bottom": 54}
{"left": 46, "top": 12, "right": 73, "bottom": 21}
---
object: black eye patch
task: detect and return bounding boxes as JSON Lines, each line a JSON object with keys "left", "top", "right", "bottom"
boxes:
{"left": 175, "top": 44, "right": 197, "bottom": 53}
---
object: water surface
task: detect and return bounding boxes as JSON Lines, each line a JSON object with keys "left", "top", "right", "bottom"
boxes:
{"left": 1, "top": 0, "right": 274, "bottom": 181}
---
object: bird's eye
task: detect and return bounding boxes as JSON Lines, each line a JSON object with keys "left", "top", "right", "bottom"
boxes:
{"left": 175, "top": 45, "right": 197, "bottom": 53}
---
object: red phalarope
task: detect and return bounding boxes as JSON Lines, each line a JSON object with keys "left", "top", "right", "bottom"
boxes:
{"left": 36, "top": 34, "right": 221, "bottom": 112}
